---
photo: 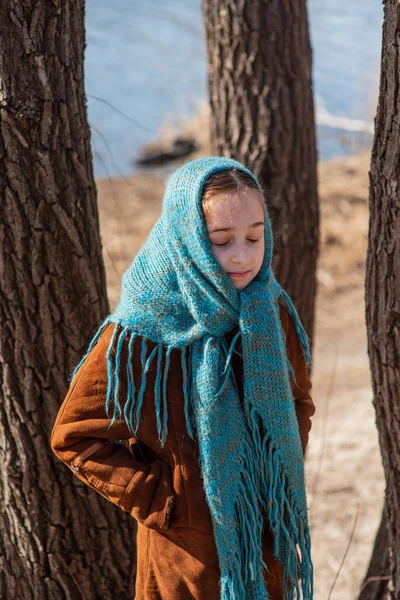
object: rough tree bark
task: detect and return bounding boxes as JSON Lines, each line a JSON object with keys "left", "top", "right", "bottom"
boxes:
{"left": 0, "top": 2, "right": 136, "bottom": 599}
{"left": 203, "top": 0, "right": 319, "bottom": 342}
{"left": 362, "top": 1, "right": 400, "bottom": 598}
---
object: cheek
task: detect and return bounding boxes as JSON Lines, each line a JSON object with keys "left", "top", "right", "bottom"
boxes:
{"left": 211, "top": 246, "right": 229, "bottom": 268}
{"left": 254, "top": 241, "right": 265, "bottom": 269}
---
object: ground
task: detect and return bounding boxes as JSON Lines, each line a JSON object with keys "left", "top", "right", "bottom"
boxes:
{"left": 96, "top": 144, "right": 385, "bottom": 600}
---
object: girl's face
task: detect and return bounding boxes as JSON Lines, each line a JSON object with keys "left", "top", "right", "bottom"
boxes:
{"left": 205, "top": 189, "right": 265, "bottom": 290}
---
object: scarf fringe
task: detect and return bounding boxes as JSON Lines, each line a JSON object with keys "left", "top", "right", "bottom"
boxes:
{"left": 182, "top": 345, "right": 196, "bottom": 438}
{"left": 126, "top": 331, "right": 138, "bottom": 431}
{"left": 261, "top": 418, "right": 313, "bottom": 597}
{"left": 216, "top": 331, "right": 241, "bottom": 398}
{"left": 72, "top": 320, "right": 199, "bottom": 446}
{"left": 105, "top": 323, "right": 171, "bottom": 445}
{"left": 222, "top": 431, "right": 313, "bottom": 600}
{"left": 68, "top": 316, "right": 113, "bottom": 384}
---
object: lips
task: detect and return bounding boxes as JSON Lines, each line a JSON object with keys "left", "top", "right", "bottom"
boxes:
{"left": 229, "top": 270, "right": 251, "bottom": 277}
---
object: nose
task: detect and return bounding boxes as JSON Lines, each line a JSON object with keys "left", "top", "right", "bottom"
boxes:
{"left": 231, "top": 243, "right": 250, "bottom": 265}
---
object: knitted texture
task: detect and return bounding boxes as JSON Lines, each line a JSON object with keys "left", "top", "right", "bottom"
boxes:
{"left": 71, "top": 156, "right": 313, "bottom": 599}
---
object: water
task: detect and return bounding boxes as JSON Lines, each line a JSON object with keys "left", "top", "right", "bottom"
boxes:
{"left": 85, "top": 0, "right": 383, "bottom": 178}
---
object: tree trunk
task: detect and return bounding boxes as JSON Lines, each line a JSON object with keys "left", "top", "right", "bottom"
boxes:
{"left": 364, "top": 1, "right": 400, "bottom": 597}
{"left": 0, "top": 2, "right": 136, "bottom": 598}
{"left": 359, "top": 504, "right": 390, "bottom": 600}
{"left": 203, "top": 0, "right": 319, "bottom": 342}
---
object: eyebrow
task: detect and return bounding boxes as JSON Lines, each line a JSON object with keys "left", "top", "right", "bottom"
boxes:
{"left": 208, "top": 221, "right": 265, "bottom": 234}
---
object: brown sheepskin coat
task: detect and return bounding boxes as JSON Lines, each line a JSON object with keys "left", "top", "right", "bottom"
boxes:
{"left": 50, "top": 302, "right": 315, "bottom": 600}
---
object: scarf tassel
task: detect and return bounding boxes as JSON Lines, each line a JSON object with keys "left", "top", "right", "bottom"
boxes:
{"left": 219, "top": 471, "right": 268, "bottom": 600}
{"left": 68, "top": 316, "right": 113, "bottom": 384}
{"left": 101, "top": 323, "right": 172, "bottom": 445}
{"left": 182, "top": 345, "right": 196, "bottom": 439}
{"left": 216, "top": 330, "right": 242, "bottom": 399}
{"left": 71, "top": 321, "right": 180, "bottom": 446}
{"left": 263, "top": 442, "right": 313, "bottom": 599}
{"left": 220, "top": 429, "right": 313, "bottom": 600}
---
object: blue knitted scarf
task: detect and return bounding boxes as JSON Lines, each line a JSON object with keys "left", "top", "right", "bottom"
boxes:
{"left": 71, "top": 157, "right": 313, "bottom": 599}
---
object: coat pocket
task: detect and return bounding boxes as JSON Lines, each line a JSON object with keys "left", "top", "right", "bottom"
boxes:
{"left": 70, "top": 440, "right": 109, "bottom": 478}
{"left": 69, "top": 440, "right": 125, "bottom": 502}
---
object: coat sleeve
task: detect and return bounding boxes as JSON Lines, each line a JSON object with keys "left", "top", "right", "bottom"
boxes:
{"left": 279, "top": 304, "right": 316, "bottom": 455}
{"left": 50, "top": 322, "right": 175, "bottom": 532}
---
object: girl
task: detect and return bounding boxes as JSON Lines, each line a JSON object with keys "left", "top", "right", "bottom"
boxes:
{"left": 51, "top": 156, "right": 315, "bottom": 600}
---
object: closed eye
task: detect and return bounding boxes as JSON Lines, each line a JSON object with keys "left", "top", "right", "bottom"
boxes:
{"left": 212, "top": 238, "right": 261, "bottom": 246}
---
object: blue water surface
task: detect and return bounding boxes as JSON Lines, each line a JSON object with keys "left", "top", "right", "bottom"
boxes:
{"left": 85, "top": 0, "right": 383, "bottom": 177}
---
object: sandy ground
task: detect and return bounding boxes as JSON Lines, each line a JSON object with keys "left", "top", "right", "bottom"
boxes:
{"left": 306, "top": 154, "right": 385, "bottom": 600}
{"left": 96, "top": 148, "right": 385, "bottom": 600}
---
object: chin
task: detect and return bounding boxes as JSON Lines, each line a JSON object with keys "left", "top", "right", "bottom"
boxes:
{"left": 234, "top": 282, "right": 249, "bottom": 290}
{"left": 231, "top": 276, "right": 253, "bottom": 290}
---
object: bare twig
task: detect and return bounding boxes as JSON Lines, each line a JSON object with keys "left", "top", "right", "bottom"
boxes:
{"left": 327, "top": 502, "right": 360, "bottom": 600}
{"left": 90, "top": 131, "right": 124, "bottom": 212}
{"left": 90, "top": 123, "right": 129, "bottom": 182}
{"left": 358, "top": 575, "right": 391, "bottom": 594}
{"left": 56, "top": 553, "right": 87, "bottom": 600}
{"left": 90, "top": 122, "right": 150, "bottom": 195}
{"left": 102, "top": 241, "right": 122, "bottom": 282}
{"left": 309, "top": 339, "right": 339, "bottom": 528}
{"left": 87, "top": 93, "right": 155, "bottom": 134}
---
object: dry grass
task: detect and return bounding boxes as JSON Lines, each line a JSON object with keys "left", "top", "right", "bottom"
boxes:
{"left": 317, "top": 152, "right": 370, "bottom": 298}
{"left": 96, "top": 133, "right": 384, "bottom": 599}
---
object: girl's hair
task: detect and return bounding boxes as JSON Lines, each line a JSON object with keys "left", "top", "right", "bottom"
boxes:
{"left": 201, "top": 168, "right": 265, "bottom": 218}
